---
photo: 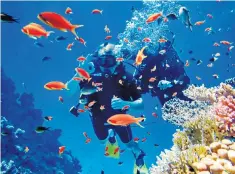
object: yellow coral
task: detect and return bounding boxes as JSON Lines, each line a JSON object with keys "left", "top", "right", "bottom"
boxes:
{"left": 173, "top": 130, "right": 191, "bottom": 151}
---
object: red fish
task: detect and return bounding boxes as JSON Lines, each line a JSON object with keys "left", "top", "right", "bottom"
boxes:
{"left": 122, "top": 105, "right": 130, "bottom": 111}
{"left": 133, "top": 137, "right": 139, "bottom": 142}
{"left": 85, "top": 138, "right": 91, "bottom": 144}
{"left": 77, "top": 56, "right": 86, "bottom": 62}
{"left": 158, "top": 38, "right": 167, "bottom": 43}
{"left": 105, "top": 35, "right": 112, "bottom": 40}
{"left": 116, "top": 58, "right": 124, "bottom": 62}
{"left": 194, "top": 20, "right": 206, "bottom": 26}
{"left": 152, "top": 112, "right": 158, "bottom": 118}
{"left": 207, "top": 14, "right": 213, "bottom": 19}
{"left": 92, "top": 9, "right": 103, "bottom": 14}
{"left": 78, "top": 109, "right": 85, "bottom": 113}
{"left": 88, "top": 100, "right": 96, "bottom": 108}
{"left": 134, "top": 46, "right": 147, "bottom": 66}
{"left": 213, "top": 42, "right": 220, "bottom": 47}
{"left": 114, "top": 147, "right": 119, "bottom": 155}
{"left": 75, "top": 68, "right": 91, "bottom": 81}
{"left": 220, "top": 41, "right": 233, "bottom": 45}
{"left": 73, "top": 77, "right": 83, "bottom": 81}
{"left": 141, "top": 138, "right": 147, "bottom": 143}
{"left": 146, "top": 12, "right": 163, "bottom": 23}
{"left": 75, "top": 37, "right": 86, "bottom": 46}
{"left": 142, "top": 38, "right": 151, "bottom": 43}
{"left": 66, "top": 42, "right": 74, "bottom": 51}
{"left": 44, "top": 81, "right": 68, "bottom": 90}
{"left": 58, "top": 96, "right": 64, "bottom": 103}
{"left": 37, "top": 12, "right": 83, "bottom": 38}
{"left": 65, "top": 7, "right": 73, "bottom": 14}
{"left": 59, "top": 146, "right": 65, "bottom": 155}
{"left": 21, "top": 23, "right": 54, "bottom": 39}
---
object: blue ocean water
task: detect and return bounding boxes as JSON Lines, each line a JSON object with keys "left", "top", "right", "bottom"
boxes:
{"left": 1, "top": 1, "right": 235, "bottom": 174}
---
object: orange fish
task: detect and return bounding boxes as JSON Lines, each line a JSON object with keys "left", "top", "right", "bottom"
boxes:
{"left": 88, "top": 100, "right": 96, "bottom": 108}
{"left": 107, "top": 114, "right": 146, "bottom": 128}
{"left": 75, "top": 68, "right": 91, "bottom": 81}
{"left": 114, "top": 147, "right": 119, "bottom": 155}
{"left": 92, "top": 9, "right": 103, "bottom": 14}
{"left": 21, "top": 23, "right": 54, "bottom": 39}
{"left": 59, "top": 96, "right": 64, "bottom": 103}
{"left": 146, "top": 12, "right": 163, "bottom": 23}
{"left": 205, "top": 27, "right": 212, "bottom": 32}
{"left": 78, "top": 109, "right": 85, "bottom": 113}
{"left": 73, "top": 77, "right": 83, "bottom": 81}
{"left": 100, "top": 105, "right": 105, "bottom": 111}
{"left": 134, "top": 46, "right": 147, "bottom": 66}
{"left": 116, "top": 58, "right": 124, "bottom": 62}
{"left": 105, "top": 35, "right": 112, "bottom": 40}
{"left": 158, "top": 38, "right": 167, "bottom": 43}
{"left": 185, "top": 60, "right": 190, "bottom": 67}
{"left": 44, "top": 81, "right": 68, "bottom": 90}
{"left": 196, "top": 76, "right": 201, "bottom": 80}
{"left": 59, "top": 146, "right": 65, "bottom": 155}
{"left": 65, "top": 7, "right": 73, "bottom": 14}
{"left": 122, "top": 105, "right": 130, "bottom": 111}
{"left": 85, "top": 138, "right": 91, "bottom": 144}
{"left": 137, "top": 27, "right": 142, "bottom": 31}
{"left": 149, "top": 77, "right": 156, "bottom": 82}
{"left": 124, "top": 38, "right": 129, "bottom": 43}
{"left": 77, "top": 56, "right": 86, "bottom": 62}
{"left": 142, "top": 138, "right": 147, "bottom": 143}
{"left": 220, "top": 41, "right": 233, "bottom": 45}
{"left": 133, "top": 137, "right": 139, "bottom": 142}
{"left": 213, "top": 42, "right": 220, "bottom": 47}
{"left": 66, "top": 42, "right": 74, "bottom": 51}
{"left": 75, "top": 37, "right": 87, "bottom": 46}
{"left": 152, "top": 112, "right": 158, "bottom": 118}
{"left": 38, "top": 12, "right": 83, "bottom": 38}
{"left": 142, "top": 38, "right": 151, "bottom": 43}
{"left": 172, "top": 92, "right": 177, "bottom": 97}
{"left": 194, "top": 20, "right": 206, "bottom": 26}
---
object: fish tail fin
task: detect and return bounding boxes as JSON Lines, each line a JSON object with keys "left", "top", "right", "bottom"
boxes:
{"left": 47, "top": 31, "right": 55, "bottom": 37}
{"left": 65, "top": 84, "right": 70, "bottom": 90}
{"left": 136, "top": 117, "right": 146, "bottom": 128}
{"left": 135, "top": 121, "right": 145, "bottom": 128}
{"left": 100, "top": 10, "right": 103, "bottom": 14}
{"left": 189, "top": 22, "right": 193, "bottom": 32}
{"left": 84, "top": 42, "right": 87, "bottom": 47}
{"left": 71, "top": 24, "right": 84, "bottom": 38}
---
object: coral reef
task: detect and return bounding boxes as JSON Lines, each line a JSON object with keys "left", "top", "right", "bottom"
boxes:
{"left": 150, "top": 82, "right": 235, "bottom": 174}
{"left": 1, "top": 69, "right": 82, "bottom": 174}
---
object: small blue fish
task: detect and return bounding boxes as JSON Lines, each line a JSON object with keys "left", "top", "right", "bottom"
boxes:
{"left": 42, "top": 56, "right": 52, "bottom": 62}
{"left": 34, "top": 42, "right": 44, "bottom": 48}
{"left": 55, "top": 36, "right": 67, "bottom": 42}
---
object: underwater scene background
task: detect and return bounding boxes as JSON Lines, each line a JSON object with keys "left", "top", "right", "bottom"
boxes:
{"left": 1, "top": 0, "right": 235, "bottom": 174}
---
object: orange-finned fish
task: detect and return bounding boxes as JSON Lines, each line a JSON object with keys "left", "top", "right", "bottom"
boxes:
{"left": 116, "top": 57, "right": 124, "bottom": 62}
{"left": 185, "top": 60, "right": 190, "bottom": 67}
{"left": 77, "top": 56, "right": 86, "bottom": 62}
{"left": 149, "top": 77, "right": 156, "bottom": 82}
{"left": 59, "top": 96, "right": 64, "bottom": 103}
{"left": 59, "top": 146, "right": 65, "bottom": 155}
{"left": 75, "top": 68, "right": 91, "bottom": 81}
{"left": 75, "top": 37, "right": 87, "bottom": 46}
{"left": 107, "top": 114, "right": 146, "bottom": 128}
{"left": 212, "top": 74, "right": 219, "bottom": 79}
{"left": 44, "top": 81, "right": 68, "bottom": 90}
{"left": 220, "top": 41, "right": 233, "bottom": 45}
{"left": 105, "top": 35, "right": 112, "bottom": 40}
{"left": 146, "top": 12, "right": 163, "bottom": 23}
{"left": 21, "top": 23, "right": 54, "bottom": 39}
{"left": 100, "top": 105, "right": 105, "bottom": 111}
{"left": 114, "top": 147, "right": 119, "bottom": 154}
{"left": 88, "top": 100, "right": 96, "bottom": 107}
{"left": 151, "top": 65, "right": 156, "bottom": 72}
{"left": 142, "top": 138, "right": 147, "bottom": 143}
{"left": 152, "top": 112, "right": 158, "bottom": 118}
{"left": 73, "top": 77, "right": 83, "bottom": 81}
{"left": 194, "top": 20, "right": 206, "bottom": 26}
{"left": 134, "top": 137, "right": 139, "bottom": 142}
{"left": 24, "top": 146, "right": 29, "bottom": 153}
{"left": 172, "top": 92, "right": 177, "bottom": 97}
{"left": 122, "top": 105, "right": 130, "bottom": 111}
{"left": 205, "top": 27, "right": 212, "bottom": 32}
{"left": 213, "top": 42, "right": 220, "bottom": 47}
{"left": 92, "top": 9, "right": 103, "bottom": 14}
{"left": 207, "top": 14, "right": 213, "bottom": 19}
{"left": 196, "top": 76, "right": 201, "bottom": 80}
{"left": 65, "top": 7, "right": 73, "bottom": 14}
{"left": 158, "top": 38, "right": 167, "bottom": 43}
{"left": 78, "top": 109, "right": 85, "bottom": 113}
{"left": 142, "top": 38, "right": 151, "bottom": 43}
{"left": 134, "top": 46, "right": 147, "bottom": 66}
{"left": 66, "top": 42, "right": 74, "bottom": 51}
{"left": 37, "top": 12, "right": 83, "bottom": 38}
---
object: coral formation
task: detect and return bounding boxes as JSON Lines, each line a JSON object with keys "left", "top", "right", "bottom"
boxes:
{"left": 1, "top": 69, "right": 82, "bottom": 174}
{"left": 151, "top": 82, "right": 235, "bottom": 174}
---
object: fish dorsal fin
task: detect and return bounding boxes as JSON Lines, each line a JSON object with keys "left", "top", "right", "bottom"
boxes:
{"left": 30, "top": 23, "right": 45, "bottom": 30}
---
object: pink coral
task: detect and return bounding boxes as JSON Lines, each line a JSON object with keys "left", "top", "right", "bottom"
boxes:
{"left": 215, "top": 96, "right": 235, "bottom": 137}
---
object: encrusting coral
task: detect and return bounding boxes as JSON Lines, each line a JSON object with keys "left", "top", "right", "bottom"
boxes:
{"left": 150, "top": 82, "right": 235, "bottom": 174}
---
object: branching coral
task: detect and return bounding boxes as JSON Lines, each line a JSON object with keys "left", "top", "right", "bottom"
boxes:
{"left": 183, "top": 83, "right": 235, "bottom": 104}
{"left": 162, "top": 98, "right": 210, "bottom": 126}
{"left": 214, "top": 95, "right": 235, "bottom": 137}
